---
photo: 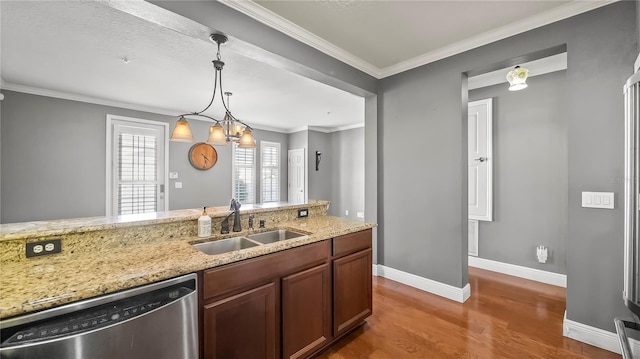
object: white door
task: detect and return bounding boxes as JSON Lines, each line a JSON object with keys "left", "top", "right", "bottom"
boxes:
{"left": 288, "top": 149, "right": 306, "bottom": 203}
{"left": 468, "top": 99, "right": 493, "bottom": 221}
{"left": 106, "top": 115, "right": 168, "bottom": 216}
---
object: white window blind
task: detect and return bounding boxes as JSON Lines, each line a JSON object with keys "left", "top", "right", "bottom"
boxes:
{"left": 233, "top": 144, "right": 256, "bottom": 204}
{"left": 117, "top": 133, "right": 158, "bottom": 215}
{"left": 261, "top": 141, "right": 280, "bottom": 203}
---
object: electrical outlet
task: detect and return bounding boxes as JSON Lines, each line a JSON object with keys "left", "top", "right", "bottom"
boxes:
{"left": 297, "top": 208, "right": 309, "bottom": 218}
{"left": 26, "top": 238, "right": 62, "bottom": 258}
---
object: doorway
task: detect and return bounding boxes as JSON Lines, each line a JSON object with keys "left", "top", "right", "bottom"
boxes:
{"left": 106, "top": 115, "right": 169, "bottom": 216}
{"left": 288, "top": 148, "right": 306, "bottom": 203}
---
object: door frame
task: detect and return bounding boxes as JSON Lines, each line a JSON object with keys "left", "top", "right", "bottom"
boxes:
{"left": 105, "top": 114, "right": 169, "bottom": 216}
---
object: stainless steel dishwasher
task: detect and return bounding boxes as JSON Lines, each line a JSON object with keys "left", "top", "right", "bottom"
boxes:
{"left": 0, "top": 273, "right": 198, "bottom": 359}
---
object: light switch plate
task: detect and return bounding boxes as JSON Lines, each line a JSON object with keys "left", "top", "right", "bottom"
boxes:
{"left": 169, "top": 172, "right": 179, "bottom": 179}
{"left": 175, "top": 182, "right": 183, "bottom": 189}
{"left": 582, "top": 191, "right": 614, "bottom": 209}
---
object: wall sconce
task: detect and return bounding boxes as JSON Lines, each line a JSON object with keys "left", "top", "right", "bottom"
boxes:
{"left": 316, "top": 151, "right": 322, "bottom": 171}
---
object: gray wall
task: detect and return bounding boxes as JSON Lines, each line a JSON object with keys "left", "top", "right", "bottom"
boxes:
{"left": 307, "top": 130, "right": 332, "bottom": 202}
{"left": 288, "top": 130, "right": 307, "bottom": 151}
{"left": 330, "top": 127, "right": 365, "bottom": 221}
{"left": 287, "top": 128, "right": 365, "bottom": 220}
{"left": 1, "top": 91, "right": 288, "bottom": 223}
{"left": 379, "top": 1, "right": 637, "bottom": 332}
{"left": 469, "top": 71, "right": 568, "bottom": 275}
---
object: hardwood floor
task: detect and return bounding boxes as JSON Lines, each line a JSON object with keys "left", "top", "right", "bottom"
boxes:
{"left": 316, "top": 267, "right": 620, "bottom": 359}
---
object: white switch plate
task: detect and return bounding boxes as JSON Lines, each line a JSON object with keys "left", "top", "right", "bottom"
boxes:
{"left": 356, "top": 212, "right": 364, "bottom": 218}
{"left": 169, "top": 172, "right": 179, "bottom": 179}
{"left": 175, "top": 182, "right": 183, "bottom": 189}
{"left": 581, "top": 191, "right": 614, "bottom": 209}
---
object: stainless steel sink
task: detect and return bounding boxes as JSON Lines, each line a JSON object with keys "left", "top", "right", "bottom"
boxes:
{"left": 192, "top": 236, "right": 260, "bottom": 255}
{"left": 246, "top": 229, "right": 308, "bottom": 244}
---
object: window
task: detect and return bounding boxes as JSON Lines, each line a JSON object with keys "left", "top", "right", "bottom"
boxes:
{"left": 106, "top": 115, "right": 168, "bottom": 216}
{"left": 117, "top": 133, "right": 158, "bottom": 214}
{"left": 261, "top": 141, "right": 280, "bottom": 202}
{"left": 232, "top": 144, "right": 256, "bottom": 204}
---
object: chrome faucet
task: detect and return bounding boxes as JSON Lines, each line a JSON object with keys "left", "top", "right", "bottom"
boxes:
{"left": 220, "top": 198, "right": 242, "bottom": 234}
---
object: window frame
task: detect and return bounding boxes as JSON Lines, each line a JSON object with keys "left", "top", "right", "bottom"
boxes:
{"left": 231, "top": 142, "right": 257, "bottom": 204}
{"left": 260, "top": 141, "right": 281, "bottom": 203}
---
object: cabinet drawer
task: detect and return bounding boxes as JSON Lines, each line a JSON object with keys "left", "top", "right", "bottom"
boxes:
{"left": 332, "top": 229, "right": 372, "bottom": 258}
{"left": 203, "top": 240, "right": 330, "bottom": 300}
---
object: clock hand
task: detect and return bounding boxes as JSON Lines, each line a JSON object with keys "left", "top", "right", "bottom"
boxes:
{"left": 202, "top": 154, "right": 209, "bottom": 161}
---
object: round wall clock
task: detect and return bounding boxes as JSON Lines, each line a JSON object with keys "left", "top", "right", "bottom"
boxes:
{"left": 188, "top": 142, "right": 218, "bottom": 170}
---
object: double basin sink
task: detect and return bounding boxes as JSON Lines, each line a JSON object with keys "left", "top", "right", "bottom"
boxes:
{"left": 192, "top": 229, "right": 308, "bottom": 256}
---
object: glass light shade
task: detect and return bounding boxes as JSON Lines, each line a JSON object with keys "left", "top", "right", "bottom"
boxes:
{"left": 238, "top": 128, "right": 256, "bottom": 148}
{"left": 207, "top": 123, "right": 228, "bottom": 145}
{"left": 170, "top": 117, "right": 195, "bottom": 142}
{"left": 231, "top": 123, "right": 243, "bottom": 137}
{"left": 506, "top": 66, "right": 529, "bottom": 91}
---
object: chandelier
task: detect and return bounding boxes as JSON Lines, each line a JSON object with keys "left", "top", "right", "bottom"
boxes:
{"left": 170, "top": 33, "right": 256, "bottom": 148}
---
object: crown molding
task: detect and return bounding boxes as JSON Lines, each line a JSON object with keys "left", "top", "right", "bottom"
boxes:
{"left": 380, "top": 0, "right": 615, "bottom": 77}
{"left": 1, "top": 82, "right": 360, "bottom": 134}
{"left": 222, "top": 0, "right": 616, "bottom": 79}
{"left": 218, "top": 0, "right": 383, "bottom": 78}
{"left": 333, "top": 123, "right": 364, "bottom": 132}
{"left": 250, "top": 123, "right": 289, "bottom": 134}
{"left": 1, "top": 82, "right": 181, "bottom": 117}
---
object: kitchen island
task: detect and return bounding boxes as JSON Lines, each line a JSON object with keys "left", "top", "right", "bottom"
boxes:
{"left": 0, "top": 200, "right": 375, "bottom": 325}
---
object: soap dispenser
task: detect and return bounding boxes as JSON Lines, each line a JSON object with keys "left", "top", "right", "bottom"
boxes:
{"left": 198, "top": 207, "right": 212, "bottom": 238}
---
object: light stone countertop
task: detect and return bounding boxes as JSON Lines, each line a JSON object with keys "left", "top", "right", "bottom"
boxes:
{"left": 0, "top": 215, "right": 375, "bottom": 320}
{"left": 0, "top": 200, "right": 329, "bottom": 241}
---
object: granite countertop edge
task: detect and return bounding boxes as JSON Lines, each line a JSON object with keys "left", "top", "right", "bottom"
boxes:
{"left": 0, "top": 216, "right": 375, "bottom": 320}
{"left": 0, "top": 201, "right": 330, "bottom": 241}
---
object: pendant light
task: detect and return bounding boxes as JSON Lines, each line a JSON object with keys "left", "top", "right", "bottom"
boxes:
{"left": 506, "top": 66, "right": 529, "bottom": 91}
{"left": 170, "top": 33, "right": 256, "bottom": 148}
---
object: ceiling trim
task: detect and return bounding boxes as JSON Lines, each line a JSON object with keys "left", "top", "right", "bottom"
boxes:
{"left": 0, "top": 82, "right": 339, "bottom": 135}
{"left": 380, "top": 0, "right": 615, "bottom": 78}
{"left": 1, "top": 81, "right": 181, "bottom": 117}
{"left": 285, "top": 124, "right": 363, "bottom": 134}
{"left": 218, "top": 0, "right": 382, "bottom": 78}
{"left": 333, "top": 123, "right": 364, "bottom": 132}
{"left": 221, "top": 0, "right": 616, "bottom": 79}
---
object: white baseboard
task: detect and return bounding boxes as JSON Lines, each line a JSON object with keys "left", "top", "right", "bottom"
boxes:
{"left": 563, "top": 311, "right": 640, "bottom": 355}
{"left": 372, "top": 264, "right": 378, "bottom": 276}
{"left": 468, "top": 256, "right": 567, "bottom": 288}
{"left": 376, "top": 265, "right": 471, "bottom": 303}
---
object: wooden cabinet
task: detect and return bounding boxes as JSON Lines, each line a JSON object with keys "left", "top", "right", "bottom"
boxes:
{"left": 333, "top": 248, "right": 372, "bottom": 336}
{"left": 282, "top": 263, "right": 331, "bottom": 359}
{"left": 332, "top": 229, "right": 373, "bottom": 337}
{"left": 203, "top": 283, "right": 277, "bottom": 359}
{"left": 199, "top": 229, "right": 372, "bottom": 359}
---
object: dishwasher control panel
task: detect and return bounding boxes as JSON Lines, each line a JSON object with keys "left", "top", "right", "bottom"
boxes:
{"left": 1, "top": 282, "right": 193, "bottom": 348}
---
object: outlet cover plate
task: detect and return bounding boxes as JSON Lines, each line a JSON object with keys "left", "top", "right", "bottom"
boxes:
{"left": 26, "top": 238, "right": 62, "bottom": 258}
{"left": 298, "top": 208, "right": 309, "bottom": 218}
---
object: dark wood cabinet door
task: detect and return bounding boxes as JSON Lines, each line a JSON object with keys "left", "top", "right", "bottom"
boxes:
{"left": 203, "top": 282, "right": 276, "bottom": 359}
{"left": 282, "top": 263, "right": 331, "bottom": 359}
{"left": 333, "top": 248, "right": 372, "bottom": 336}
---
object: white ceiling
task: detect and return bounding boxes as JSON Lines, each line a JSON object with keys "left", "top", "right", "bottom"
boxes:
{"left": 226, "top": 0, "right": 613, "bottom": 78}
{"left": 1, "top": 1, "right": 613, "bottom": 132}
{"left": 0, "top": 1, "right": 364, "bottom": 133}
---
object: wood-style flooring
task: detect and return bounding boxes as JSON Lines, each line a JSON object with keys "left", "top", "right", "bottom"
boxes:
{"left": 317, "top": 267, "right": 620, "bottom": 359}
